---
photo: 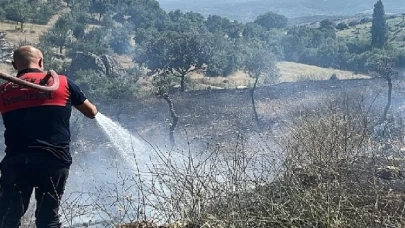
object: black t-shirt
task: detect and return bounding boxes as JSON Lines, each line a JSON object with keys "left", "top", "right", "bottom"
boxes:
{"left": 0, "top": 68, "right": 87, "bottom": 166}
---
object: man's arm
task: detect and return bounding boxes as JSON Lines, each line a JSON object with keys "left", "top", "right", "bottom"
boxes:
{"left": 68, "top": 78, "right": 98, "bottom": 119}
{"left": 75, "top": 99, "right": 98, "bottom": 119}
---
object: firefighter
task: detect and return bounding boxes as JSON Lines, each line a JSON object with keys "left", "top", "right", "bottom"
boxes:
{"left": 0, "top": 45, "right": 98, "bottom": 227}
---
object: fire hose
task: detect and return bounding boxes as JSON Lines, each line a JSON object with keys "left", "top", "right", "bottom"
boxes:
{"left": 0, "top": 70, "right": 59, "bottom": 193}
{"left": 0, "top": 70, "right": 59, "bottom": 91}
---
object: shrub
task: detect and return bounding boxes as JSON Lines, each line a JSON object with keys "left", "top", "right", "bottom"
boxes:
{"left": 55, "top": 93, "right": 405, "bottom": 227}
{"left": 336, "top": 22, "right": 349, "bottom": 30}
{"left": 73, "top": 69, "right": 139, "bottom": 102}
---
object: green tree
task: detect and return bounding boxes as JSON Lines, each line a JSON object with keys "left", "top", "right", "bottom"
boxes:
{"left": 4, "top": 1, "right": 32, "bottom": 30}
{"left": 365, "top": 50, "right": 395, "bottom": 121}
{"left": 137, "top": 31, "right": 207, "bottom": 92}
{"left": 90, "top": 0, "right": 112, "bottom": 22}
{"left": 134, "top": 27, "right": 161, "bottom": 46}
{"left": 254, "top": 12, "right": 288, "bottom": 30}
{"left": 70, "top": 27, "right": 112, "bottom": 55}
{"left": 126, "top": 0, "right": 167, "bottom": 31}
{"left": 204, "top": 34, "right": 243, "bottom": 77}
{"left": 42, "top": 14, "right": 75, "bottom": 53}
{"left": 319, "top": 19, "right": 335, "bottom": 30}
{"left": 151, "top": 72, "right": 179, "bottom": 146}
{"left": 336, "top": 22, "right": 349, "bottom": 30}
{"left": 31, "top": 3, "right": 55, "bottom": 25}
{"left": 0, "top": 7, "right": 5, "bottom": 21}
{"left": 72, "top": 23, "right": 86, "bottom": 39}
{"left": 242, "top": 22, "right": 266, "bottom": 39}
{"left": 166, "top": 10, "right": 206, "bottom": 34}
{"left": 73, "top": 69, "right": 138, "bottom": 101}
{"left": 109, "top": 25, "right": 132, "bottom": 54}
{"left": 371, "top": 0, "right": 388, "bottom": 49}
{"left": 205, "top": 15, "right": 243, "bottom": 39}
{"left": 243, "top": 47, "right": 279, "bottom": 126}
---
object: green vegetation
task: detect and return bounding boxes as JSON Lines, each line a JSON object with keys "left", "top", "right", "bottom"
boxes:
{"left": 338, "top": 14, "right": 405, "bottom": 52}
{"left": 0, "top": 0, "right": 401, "bottom": 104}
{"left": 2, "top": 1, "right": 405, "bottom": 227}
{"left": 371, "top": 0, "right": 388, "bottom": 48}
{"left": 0, "top": 0, "right": 61, "bottom": 28}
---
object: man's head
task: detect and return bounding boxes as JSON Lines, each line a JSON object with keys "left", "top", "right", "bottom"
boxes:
{"left": 12, "top": 45, "right": 44, "bottom": 72}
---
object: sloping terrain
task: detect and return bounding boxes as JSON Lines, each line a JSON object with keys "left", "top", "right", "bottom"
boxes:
{"left": 158, "top": 0, "right": 405, "bottom": 22}
{"left": 338, "top": 14, "right": 405, "bottom": 51}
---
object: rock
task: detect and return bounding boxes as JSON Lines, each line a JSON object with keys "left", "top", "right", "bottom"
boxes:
{"left": 69, "top": 51, "right": 107, "bottom": 78}
{"left": 100, "top": 54, "right": 126, "bottom": 77}
{"left": 69, "top": 52, "right": 126, "bottom": 79}
{"left": 0, "top": 32, "right": 16, "bottom": 64}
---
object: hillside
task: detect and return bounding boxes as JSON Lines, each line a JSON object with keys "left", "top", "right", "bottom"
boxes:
{"left": 158, "top": 0, "right": 405, "bottom": 22}
{"left": 0, "top": 16, "right": 371, "bottom": 91}
{"left": 337, "top": 14, "right": 405, "bottom": 51}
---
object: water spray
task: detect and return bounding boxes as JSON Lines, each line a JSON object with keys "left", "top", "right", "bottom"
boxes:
{"left": 0, "top": 70, "right": 59, "bottom": 91}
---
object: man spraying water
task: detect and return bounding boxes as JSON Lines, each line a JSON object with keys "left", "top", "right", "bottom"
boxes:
{"left": 0, "top": 45, "right": 98, "bottom": 227}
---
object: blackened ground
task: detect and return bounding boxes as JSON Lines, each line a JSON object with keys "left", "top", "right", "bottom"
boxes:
{"left": 73, "top": 77, "right": 402, "bottom": 151}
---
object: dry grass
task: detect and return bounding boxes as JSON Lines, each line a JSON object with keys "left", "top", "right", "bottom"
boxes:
{"left": 0, "top": 8, "right": 70, "bottom": 45}
{"left": 134, "top": 61, "right": 371, "bottom": 94}
{"left": 188, "top": 71, "right": 253, "bottom": 89}
{"left": 277, "top": 61, "right": 371, "bottom": 82}
{"left": 187, "top": 61, "right": 371, "bottom": 90}
{"left": 115, "top": 55, "right": 136, "bottom": 69}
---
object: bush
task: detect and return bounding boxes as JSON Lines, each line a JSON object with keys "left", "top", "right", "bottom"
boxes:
{"left": 109, "top": 26, "right": 132, "bottom": 55}
{"left": 336, "top": 22, "right": 349, "bottom": 30}
{"left": 195, "top": 94, "right": 405, "bottom": 227}
{"left": 73, "top": 69, "right": 138, "bottom": 101}
{"left": 54, "top": 93, "right": 405, "bottom": 227}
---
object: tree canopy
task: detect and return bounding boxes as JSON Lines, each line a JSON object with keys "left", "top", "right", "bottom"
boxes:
{"left": 371, "top": 0, "right": 388, "bottom": 49}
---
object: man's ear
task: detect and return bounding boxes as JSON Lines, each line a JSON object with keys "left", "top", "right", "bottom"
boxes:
{"left": 39, "top": 58, "right": 43, "bottom": 69}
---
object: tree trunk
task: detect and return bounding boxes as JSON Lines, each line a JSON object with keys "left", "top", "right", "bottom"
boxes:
{"left": 180, "top": 73, "right": 185, "bottom": 92}
{"left": 383, "top": 77, "right": 392, "bottom": 121}
{"left": 20, "top": 22, "right": 24, "bottom": 31}
{"left": 163, "top": 94, "right": 179, "bottom": 146}
{"left": 251, "top": 76, "right": 260, "bottom": 127}
{"left": 59, "top": 45, "right": 63, "bottom": 54}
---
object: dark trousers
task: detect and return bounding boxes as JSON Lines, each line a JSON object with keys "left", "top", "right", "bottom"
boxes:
{"left": 0, "top": 153, "right": 69, "bottom": 228}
